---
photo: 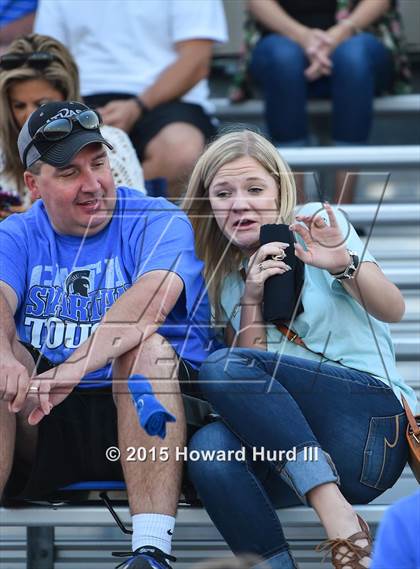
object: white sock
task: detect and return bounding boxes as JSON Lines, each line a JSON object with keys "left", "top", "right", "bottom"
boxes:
{"left": 131, "top": 513, "right": 175, "bottom": 555}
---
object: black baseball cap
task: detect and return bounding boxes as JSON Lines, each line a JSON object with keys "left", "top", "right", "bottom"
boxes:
{"left": 17, "top": 101, "right": 113, "bottom": 169}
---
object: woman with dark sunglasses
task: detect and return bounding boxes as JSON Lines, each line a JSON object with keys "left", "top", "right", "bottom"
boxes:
{"left": 0, "top": 34, "right": 145, "bottom": 219}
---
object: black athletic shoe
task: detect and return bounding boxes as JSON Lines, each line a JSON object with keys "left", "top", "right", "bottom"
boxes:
{"left": 113, "top": 545, "right": 176, "bottom": 569}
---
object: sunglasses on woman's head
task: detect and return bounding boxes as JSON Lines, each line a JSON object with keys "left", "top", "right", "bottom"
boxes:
{"left": 0, "top": 52, "right": 56, "bottom": 71}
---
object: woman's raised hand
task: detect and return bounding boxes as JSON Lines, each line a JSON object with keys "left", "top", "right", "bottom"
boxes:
{"left": 242, "top": 242, "right": 291, "bottom": 304}
{"left": 290, "top": 203, "right": 350, "bottom": 273}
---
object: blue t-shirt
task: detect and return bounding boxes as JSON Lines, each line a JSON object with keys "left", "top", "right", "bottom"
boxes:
{"left": 0, "top": 187, "right": 214, "bottom": 387}
{"left": 371, "top": 490, "right": 420, "bottom": 569}
{"left": 0, "top": 0, "right": 37, "bottom": 27}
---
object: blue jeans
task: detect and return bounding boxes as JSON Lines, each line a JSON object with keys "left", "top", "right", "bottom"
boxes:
{"left": 249, "top": 32, "right": 394, "bottom": 144}
{"left": 188, "top": 350, "right": 407, "bottom": 568}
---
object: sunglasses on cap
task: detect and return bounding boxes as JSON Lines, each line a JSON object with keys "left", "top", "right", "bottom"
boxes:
{"left": 22, "top": 110, "right": 102, "bottom": 166}
{"left": 0, "top": 52, "right": 57, "bottom": 71}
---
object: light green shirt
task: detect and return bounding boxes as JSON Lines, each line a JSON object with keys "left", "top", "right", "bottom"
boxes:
{"left": 219, "top": 203, "right": 417, "bottom": 412}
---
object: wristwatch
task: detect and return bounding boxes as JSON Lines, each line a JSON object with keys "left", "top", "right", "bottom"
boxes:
{"left": 331, "top": 250, "right": 359, "bottom": 280}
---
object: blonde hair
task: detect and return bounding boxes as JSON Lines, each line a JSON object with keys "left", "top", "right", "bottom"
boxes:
{"left": 182, "top": 129, "right": 296, "bottom": 319}
{"left": 0, "top": 34, "right": 81, "bottom": 193}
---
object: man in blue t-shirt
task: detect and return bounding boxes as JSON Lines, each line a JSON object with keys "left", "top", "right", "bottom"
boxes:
{"left": 0, "top": 101, "right": 214, "bottom": 569}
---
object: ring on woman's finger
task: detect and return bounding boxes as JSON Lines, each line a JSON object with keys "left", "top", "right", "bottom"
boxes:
{"left": 28, "top": 385, "right": 39, "bottom": 393}
{"left": 272, "top": 251, "right": 286, "bottom": 261}
{"left": 258, "top": 262, "right": 264, "bottom": 273}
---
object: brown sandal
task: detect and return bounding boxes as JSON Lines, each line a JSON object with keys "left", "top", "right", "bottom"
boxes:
{"left": 315, "top": 515, "right": 372, "bottom": 568}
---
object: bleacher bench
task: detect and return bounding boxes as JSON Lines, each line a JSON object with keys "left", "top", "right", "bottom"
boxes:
{"left": 1, "top": 466, "right": 418, "bottom": 569}
{"left": 211, "top": 94, "right": 420, "bottom": 119}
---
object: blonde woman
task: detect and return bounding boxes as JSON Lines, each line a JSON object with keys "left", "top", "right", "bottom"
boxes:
{"left": 182, "top": 130, "right": 414, "bottom": 569}
{"left": 0, "top": 34, "right": 144, "bottom": 218}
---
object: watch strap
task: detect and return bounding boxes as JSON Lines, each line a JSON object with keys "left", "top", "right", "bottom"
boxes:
{"left": 331, "top": 250, "right": 359, "bottom": 280}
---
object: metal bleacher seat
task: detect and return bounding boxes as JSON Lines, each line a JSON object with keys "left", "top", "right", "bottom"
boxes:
{"left": 280, "top": 145, "right": 420, "bottom": 170}
{"left": 212, "top": 94, "right": 420, "bottom": 123}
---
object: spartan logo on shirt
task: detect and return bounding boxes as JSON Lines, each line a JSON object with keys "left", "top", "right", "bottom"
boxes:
{"left": 65, "top": 270, "right": 91, "bottom": 297}
{"left": 23, "top": 259, "right": 129, "bottom": 351}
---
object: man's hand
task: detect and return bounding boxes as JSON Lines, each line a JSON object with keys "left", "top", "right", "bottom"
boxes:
{"left": 1, "top": 352, "right": 30, "bottom": 409}
{"left": 97, "top": 99, "right": 142, "bottom": 132}
{"left": 23, "top": 365, "right": 81, "bottom": 426}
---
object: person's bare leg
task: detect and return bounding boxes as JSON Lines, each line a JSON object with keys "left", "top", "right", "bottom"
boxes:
{"left": 113, "top": 333, "right": 186, "bottom": 515}
{"left": 309, "top": 482, "right": 370, "bottom": 567}
{"left": 142, "top": 123, "right": 205, "bottom": 200}
{"left": 0, "top": 341, "right": 38, "bottom": 497}
{"left": 335, "top": 170, "right": 358, "bottom": 204}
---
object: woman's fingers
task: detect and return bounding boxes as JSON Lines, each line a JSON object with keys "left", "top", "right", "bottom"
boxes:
{"left": 313, "top": 215, "right": 328, "bottom": 229}
{"left": 304, "top": 60, "right": 323, "bottom": 81}
{"left": 313, "top": 28, "right": 333, "bottom": 45}
{"left": 323, "top": 202, "right": 338, "bottom": 227}
{"left": 262, "top": 267, "right": 289, "bottom": 281}
{"left": 256, "top": 260, "right": 291, "bottom": 273}
{"left": 296, "top": 204, "right": 336, "bottom": 228}
{"left": 296, "top": 210, "right": 330, "bottom": 232}
{"left": 317, "top": 51, "right": 333, "bottom": 69}
{"left": 251, "top": 242, "right": 290, "bottom": 266}
{"left": 259, "top": 242, "right": 289, "bottom": 254}
{"left": 294, "top": 214, "right": 314, "bottom": 226}
{"left": 290, "top": 222, "right": 312, "bottom": 245}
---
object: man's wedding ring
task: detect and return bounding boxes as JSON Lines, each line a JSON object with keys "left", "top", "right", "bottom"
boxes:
{"left": 28, "top": 385, "right": 39, "bottom": 393}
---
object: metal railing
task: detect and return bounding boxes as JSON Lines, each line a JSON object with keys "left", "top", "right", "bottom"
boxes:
{"left": 281, "top": 145, "right": 420, "bottom": 169}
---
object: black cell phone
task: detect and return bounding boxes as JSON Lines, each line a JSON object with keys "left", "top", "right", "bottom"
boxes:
{"left": 259, "top": 224, "right": 304, "bottom": 323}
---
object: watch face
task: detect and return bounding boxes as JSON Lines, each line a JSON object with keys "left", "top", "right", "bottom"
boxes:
{"left": 345, "top": 253, "right": 359, "bottom": 278}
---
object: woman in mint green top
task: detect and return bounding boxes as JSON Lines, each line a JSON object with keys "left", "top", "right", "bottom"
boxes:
{"left": 219, "top": 199, "right": 414, "bottom": 409}
{"left": 183, "top": 130, "right": 415, "bottom": 569}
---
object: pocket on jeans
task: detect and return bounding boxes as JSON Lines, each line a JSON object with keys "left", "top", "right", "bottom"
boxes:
{"left": 360, "top": 412, "right": 408, "bottom": 490}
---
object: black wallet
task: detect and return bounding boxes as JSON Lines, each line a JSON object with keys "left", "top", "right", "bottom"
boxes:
{"left": 259, "top": 224, "right": 304, "bottom": 323}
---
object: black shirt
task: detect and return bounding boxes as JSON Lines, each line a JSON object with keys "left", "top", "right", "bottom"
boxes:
{"left": 265, "top": 0, "right": 337, "bottom": 32}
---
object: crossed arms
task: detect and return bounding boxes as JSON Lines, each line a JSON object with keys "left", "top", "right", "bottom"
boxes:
{"left": 0, "top": 270, "right": 183, "bottom": 424}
